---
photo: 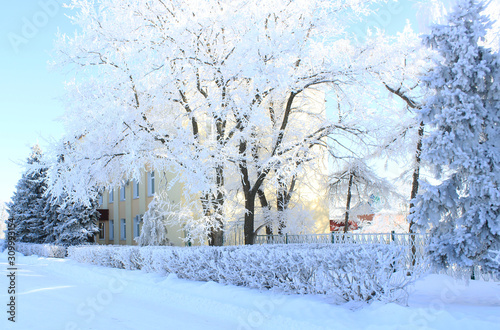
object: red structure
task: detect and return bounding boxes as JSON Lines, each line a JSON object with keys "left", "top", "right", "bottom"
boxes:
{"left": 329, "top": 214, "right": 374, "bottom": 232}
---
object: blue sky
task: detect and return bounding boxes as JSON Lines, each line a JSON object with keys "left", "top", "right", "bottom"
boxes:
{"left": 0, "top": 1, "right": 77, "bottom": 202}
{"left": 0, "top": 0, "right": 423, "bottom": 203}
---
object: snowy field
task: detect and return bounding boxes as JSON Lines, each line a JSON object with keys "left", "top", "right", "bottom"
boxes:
{"left": 1, "top": 251, "right": 499, "bottom": 330}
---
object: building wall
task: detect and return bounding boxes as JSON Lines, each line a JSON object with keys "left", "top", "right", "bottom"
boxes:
{"left": 292, "top": 152, "right": 331, "bottom": 234}
{"left": 97, "top": 170, "right": 188, "bottom": 246}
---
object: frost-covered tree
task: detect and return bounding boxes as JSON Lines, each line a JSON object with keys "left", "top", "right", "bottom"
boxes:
{"left": 41, "top": 196, "right": 60, "bottom": 243}
{"left": 415, "top": 0, "right": 499, "bottom": 52}
{"left": 136, "top": 196, "right": 171, "bottom": 246}
{"left": 54, "top": 197, "right": 100, "bottom": 246}
{"left": 47, "top": 0, "right": 390, "bottom": 245}
{"left": 329, "top": 159, "right": 401, "bottom": 233}
{"left": 8, "top": 146, "right": 99, "bottom": 246}
{"left": 412, "top": 0, "right": 500, "bottom": 274}
{"left": 326, "top": 22, "right": 435, "bottom": 235}
{"left": 8, "top": 145, "right": 49, "bottom": 243}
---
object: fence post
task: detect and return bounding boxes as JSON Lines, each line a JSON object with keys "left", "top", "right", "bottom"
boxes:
{"left": 331, "top": 232, "right": 334, "bottom": 244}
{"left": 285, "top": 233, "right": 288, "bottom": 244}
{"left": 391, "top": 230, "right": 395, "bottom": 243}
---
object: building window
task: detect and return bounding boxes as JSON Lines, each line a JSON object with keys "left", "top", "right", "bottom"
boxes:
{"left": 98, "top": 194, "right": 103, "bottom": 206}
{"left": 120, "top": 219, "right": 126, "bottom": 240}
{"left": 109, "top": 189, "right": 114, "bottom": 203}
{"left": 133, "top": 180, "right": 139, "bottom": 199}
{"left": 99, "top": 222, "right": 105, "bottom": 240}
{"left": 120, "top": 185, "right": 126, "bottom": 201}
{"left": 147, "top": 171, "right": 155, "bottom": 196}
{"left": 109, "top": 220, "right": 114, "bottom": 240}
{"left": 133, "top": 215, "right": 141, "bottom": 238}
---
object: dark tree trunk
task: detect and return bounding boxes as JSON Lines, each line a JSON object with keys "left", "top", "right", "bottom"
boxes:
{"left": 181, "top": 89, "right": 226, "bottom": 246}
{"left": 238, "top": 137, "right": 258, "bottom": 245}
{"left": 408, "top": 122, "right": 424, "bottom": 266}
{"left": 240, "top": 91, "right": 298, "bottom": 245}
{"left": 265, "top": 223, "right": 273, "bottom": 235}
{"left": 276, "top": 175, "right": 296, "bottom": 235}
{"left": 208, "top": 165, "right": 225, "bottom": 246}
{"left": 382, "top": 83, "right": 424, "bottom": 270}
{"left": 409, "top": 122, "right": 424, "bottom": 231}
{"left": 208, "top": 228, "right": 224, "bottom": 246}
{"left": 256, "top": 188, "right": 273, "bottom": 235}
{"left": 343, "top": 172, "right": 354, "bottom": 233}
{"left": 277, "top": 183, "right": 286, "bottom": 235}
{"left": 243, "top": 193, "right": 256, "bottom": 245}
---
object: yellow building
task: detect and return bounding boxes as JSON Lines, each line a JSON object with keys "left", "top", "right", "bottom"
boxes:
{"left": 97, "top": 170, "right": 188, "bottom": 246}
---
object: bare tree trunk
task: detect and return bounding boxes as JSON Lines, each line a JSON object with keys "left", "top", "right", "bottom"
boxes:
{"left": 408, "top": 122, "right": 424, "bottom": 266}
{"left": 382, "top": 83, "right": 424, "bottom": 270}
{"left": 343, "top": 172, "right": 354, "bottom": 233}
{"left": 209, "top": 226, "right": 223, "bottom": 246}
{"left": 180, "top": 89, "right": 225, "bottom": 246}
{"left": 243, "top": 193, "right": 256, "bottom": 245}
{"left": 256, "top": 188, "right": 273, "bottom": 235}
{"left": 409, "top": 122, "right": 424, "bottom": 230}
{"left": 238, "top": 137, "right": 257, "bottom": 245}
{"left": 206, "top": 164, "right": 225, "bottom": 246}
{"left": 276, "top": 175, "right": 296, "bottom": 235}
{"left": 277, "top": 182, "right": 286, "bottom": 235}
{"left": 239, "top": 90, "right": 308, "bottom": 244}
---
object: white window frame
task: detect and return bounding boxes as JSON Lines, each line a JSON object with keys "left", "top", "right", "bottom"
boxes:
{"left": 109, "top": 220, "right": 114, "bottom": 240}
{"left": 120, "top": 219, "right": 126, "bottom": 240}
{"left": 147, "top": 171, "right": 155, "bottom": 197}
{"left": 133, "top": 180, "right": 139, "bottom": 199}
{"left": 120, "top": 185, "right": 126, "bottom": 201}
{"left": 133, "top": 215, "right": 141, "bottom": 238}
{"left": 109, "top": 189, "right": 114, "bottom": 203}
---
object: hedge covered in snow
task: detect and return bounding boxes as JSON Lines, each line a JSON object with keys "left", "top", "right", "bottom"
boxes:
{"left": 15, "top": 242, "right": 67, "bottom": 258}
{"left": 69, "top": 244, "right": 416, "bottom": 303}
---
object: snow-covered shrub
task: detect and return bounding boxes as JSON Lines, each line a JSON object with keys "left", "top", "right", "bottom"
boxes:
{"left": 69, "top": 243, "right": 416, "bottom": 303}
{"left": 15, "top": 242, "right": 67, "bottom": 258}
{"left": 67, "top": 245, "right": 142, "bottom": 270}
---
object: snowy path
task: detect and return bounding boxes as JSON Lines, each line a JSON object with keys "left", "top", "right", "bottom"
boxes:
{"left": 1, "top": 252, "right": 499, "bottom": 330}
{"left": 1, "top": 257, "right": 236, "bottom": 330}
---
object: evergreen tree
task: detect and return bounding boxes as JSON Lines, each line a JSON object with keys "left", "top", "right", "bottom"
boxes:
{"left": 42, "top": 194, "right": 64, "bottom": 244}
{"left": 412, "top": 0, "right": 500, "bottom": 274}
{"left": 8, "top": 145, "right": 49, "bottom": 243}
{"left": 54, "top": 197, "right": 100, "bottom": 246}
{"left": 43, "top": 153, "right": 71, "bottom": 244}
{"left": 7, "top": 146, "right": 99, "bottom": 246}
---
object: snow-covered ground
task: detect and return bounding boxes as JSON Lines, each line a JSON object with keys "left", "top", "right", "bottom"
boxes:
{"left": 0, "top": 251, "right": 499, "bottom": 330}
